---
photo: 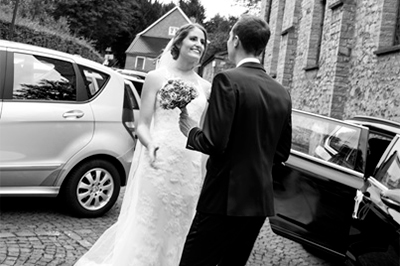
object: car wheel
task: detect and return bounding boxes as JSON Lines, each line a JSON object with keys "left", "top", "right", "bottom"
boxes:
{"left": 61, "top": 159, "right": 121, "bottom": 218}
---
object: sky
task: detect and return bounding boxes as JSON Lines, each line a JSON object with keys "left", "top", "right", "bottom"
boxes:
{"left": 159, "top": 0, "right": 248, "bottom": 21}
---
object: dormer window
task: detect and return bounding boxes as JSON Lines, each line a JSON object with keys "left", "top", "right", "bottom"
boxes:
{"left": 169, "top": 26, "right": 179, "bottom": 36}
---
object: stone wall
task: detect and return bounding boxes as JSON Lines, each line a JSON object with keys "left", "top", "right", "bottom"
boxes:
{"left": 262, "top": 0, "right": 400, "bottom": 122}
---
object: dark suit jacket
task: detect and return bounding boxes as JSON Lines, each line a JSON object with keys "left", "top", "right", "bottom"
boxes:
{"left": 187, "top": 62, "right": 292, "bottom": 217}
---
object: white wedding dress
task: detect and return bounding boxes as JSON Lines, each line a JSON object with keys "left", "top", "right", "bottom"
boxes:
{"left": 74, "top": 72, "right": 208, "bottom": 266}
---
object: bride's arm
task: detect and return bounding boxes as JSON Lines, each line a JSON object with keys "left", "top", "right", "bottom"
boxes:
{"left": 199, "top": 78, "right": 211, "bottom": 128}
{"left": 137, "top": 71, "right": 162, "bottom": 160}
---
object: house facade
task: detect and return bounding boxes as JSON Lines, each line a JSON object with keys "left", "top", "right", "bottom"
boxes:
{"left": 124, "top": 6, "right": 192, "bottom": 73}
{"left": 261, "top": 0, "right": 400, "bottom": 121}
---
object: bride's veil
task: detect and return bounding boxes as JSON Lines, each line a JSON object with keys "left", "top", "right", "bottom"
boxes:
{"left": 75, "top": 40, "right": 178, "bottom": 266}
{"left": 157, "top": 37, "right": 175, "bottom": 69}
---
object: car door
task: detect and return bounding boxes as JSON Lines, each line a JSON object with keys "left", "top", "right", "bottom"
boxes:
{"left": 348, "top": 135, "right": 400, "bottom": 265}
{"left": 365, "top": 136, "right": 400, "bottom": 216}
{"left": 0, "top": 49, "right": 94, "bottom": 192}
{"left": 270, "top": 110, "right": 369, "bottom": 259}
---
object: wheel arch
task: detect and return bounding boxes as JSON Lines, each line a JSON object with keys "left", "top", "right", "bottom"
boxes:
{"left": 59, "top": 154, "right": 127, "bottom": 193}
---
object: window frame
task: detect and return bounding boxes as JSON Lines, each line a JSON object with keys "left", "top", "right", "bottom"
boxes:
{"left": 375, "top": 0, "right": 400, "bottom": 55}
{"left": 168, "top": 26, "right": 179, "bottom": 36}
{"left": 291, "top": 109, "right": 368, "bottom": 173}
{"left": 135, "top": 56, "right": 145, "bottom": 70}
{"left": 6, "top": 51, "right": 78, "bottom": 102}
{"left": 303, "top": 0, "right": 327, "bottom": 71}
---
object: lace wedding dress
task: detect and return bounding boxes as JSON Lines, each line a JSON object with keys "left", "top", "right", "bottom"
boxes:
{"left": 74, "top": 72, "right": 208, "bottom": 266}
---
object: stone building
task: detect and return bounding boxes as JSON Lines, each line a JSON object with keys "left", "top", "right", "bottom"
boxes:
{"left": 261, "top": 0, "right": 400, "bottom": 121}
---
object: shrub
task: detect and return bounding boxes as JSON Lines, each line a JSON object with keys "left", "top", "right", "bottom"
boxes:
{"left": 0, "top": 10, "right": 103, "bottom": 63}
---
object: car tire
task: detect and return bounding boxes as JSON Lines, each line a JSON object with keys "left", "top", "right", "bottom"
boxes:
{"left": 61, "top": 159, "right": 121, "bottom": 218}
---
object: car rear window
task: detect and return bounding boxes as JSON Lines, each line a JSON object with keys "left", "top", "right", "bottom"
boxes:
{"left": 79, "top": 66, "right": 110, "bottom": 98}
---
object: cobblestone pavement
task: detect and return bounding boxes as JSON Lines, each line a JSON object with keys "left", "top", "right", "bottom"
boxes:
{"left": 0, "top": 188, "right": 341, "bottom": 266}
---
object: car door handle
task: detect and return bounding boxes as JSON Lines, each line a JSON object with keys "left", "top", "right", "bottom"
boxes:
{"left": 63, "top": 110, "right": 84, "bottom": 119}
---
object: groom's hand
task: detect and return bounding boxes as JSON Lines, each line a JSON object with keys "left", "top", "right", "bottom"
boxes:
{"left": 179, "top": 108, "right": 197, "bottom": 137}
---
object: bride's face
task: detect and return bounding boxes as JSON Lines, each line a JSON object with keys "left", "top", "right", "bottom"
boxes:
{"left": 179, "top": 27, "right": 206, "bottom": 62}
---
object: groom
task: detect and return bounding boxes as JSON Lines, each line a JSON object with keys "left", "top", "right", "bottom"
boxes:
{"left": 179, "top": 15, "right": 292, "bottom": 266}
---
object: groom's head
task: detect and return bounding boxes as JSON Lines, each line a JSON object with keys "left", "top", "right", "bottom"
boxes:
{"left": 228, "top": 15, "right": 271, "bottom": 58}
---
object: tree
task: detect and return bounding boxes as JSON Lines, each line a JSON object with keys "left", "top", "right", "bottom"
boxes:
{"left": 204, "top": 15, "right": 237, "bottom": 60}
{"left": 178, "top": 0, "right": 206, "bottom": 24}
{"left": 233, "top": 0, "right": 261, "bottom": 16}
{"left": 50, "top": 0, "right": 177, "bottom": 67}
{"left": 53, "top": 0, "right": 135, "bottom": 51}
{"left": 109, "top": 0, "right": 166, "bottom": 67}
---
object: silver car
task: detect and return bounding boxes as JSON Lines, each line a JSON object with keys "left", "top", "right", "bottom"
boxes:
{"left": 0, "top": 40, "right": 138, "bottom": 217}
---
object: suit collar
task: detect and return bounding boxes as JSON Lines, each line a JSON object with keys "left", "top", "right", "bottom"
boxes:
{"left": 238, "top": 62, "right": 265, "bottom": 72}
{"left": 236, "top": 58, "right": 260, "bottom": 67}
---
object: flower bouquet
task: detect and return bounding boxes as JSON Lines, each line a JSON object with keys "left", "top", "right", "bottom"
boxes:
{"left": 158, "top": 78, "right": 198, "bottom": 109}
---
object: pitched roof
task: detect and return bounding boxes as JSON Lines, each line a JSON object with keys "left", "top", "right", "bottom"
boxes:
{"left": 138, "top": 6, "right": 192, "bottom": 36}
{"left": 125, "top": 6, "right": 192, "bottom": 55}
{"left": 127, "top": 36, "right": 170, "bottom": 57}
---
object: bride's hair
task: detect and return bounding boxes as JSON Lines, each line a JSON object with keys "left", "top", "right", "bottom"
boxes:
{"left": 170, "top": 23, "right": 208, "bottom": 62}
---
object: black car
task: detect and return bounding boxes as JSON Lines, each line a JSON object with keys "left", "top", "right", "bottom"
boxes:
{"left": 270, "top": 110, "right": 400, "bottom": 266}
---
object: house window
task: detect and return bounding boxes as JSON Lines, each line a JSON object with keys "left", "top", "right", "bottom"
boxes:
{"left": 395, "top": 0, "right": 400, "bottom": 45}
{"left": 304, "top": 0, "right": 326, "bottom": 70}
{"left": 169, "top": 26, "right": 179, "bottom": 36}
{"left": 135, "top": 57, "right": 145, "bottom": 70}
{"left": 375, "top": 0, "right": 400, "bottom": 54}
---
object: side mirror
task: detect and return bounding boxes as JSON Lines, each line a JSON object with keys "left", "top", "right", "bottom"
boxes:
{"left": 381, "top": 189, "right": 400, "bottom": 212}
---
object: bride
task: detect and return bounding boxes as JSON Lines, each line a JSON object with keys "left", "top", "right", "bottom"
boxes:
{"left": 74, "top": 23, "right": 210, "bottom": 266}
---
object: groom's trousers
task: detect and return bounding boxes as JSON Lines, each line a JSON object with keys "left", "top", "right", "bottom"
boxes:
{"left": 179, "top": 211, "right": 266, "bottom": 266}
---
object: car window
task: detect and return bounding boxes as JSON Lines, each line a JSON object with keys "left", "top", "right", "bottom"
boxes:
{"left": 374, "top": 139, "right": 400, "bottom": 189}
{"left": 13, "top": 53, "right": 76, "bottom": 101}
{"left": 131, "top": 80, "right": 143, "bottom": 96}
{"left": 292, "top": 111, "right": 363, "bottom": 171}
{"left": 124, "top": 82, "right": 139, "bottom": 110}
{"left": 79, "top": 66, "right": 109, "bottom": 98}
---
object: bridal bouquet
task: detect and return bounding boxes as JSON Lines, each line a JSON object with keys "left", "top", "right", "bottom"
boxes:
{"left": 159, "top": 78, "right": 198, "bottom": 109}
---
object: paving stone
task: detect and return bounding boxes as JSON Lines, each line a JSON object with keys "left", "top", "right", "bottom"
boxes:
{"left": 1, "top": 188, "right": 338, "bottom": 266}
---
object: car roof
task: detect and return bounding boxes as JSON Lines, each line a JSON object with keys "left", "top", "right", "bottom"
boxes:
{"left": 119, "top": 73, "right": 144, "bottom": 84}
{"left": 346, "top": 115, "right": 400, "bottom": 136}
{"left": 0, "top": 40, "right": 115, "bottom": 76}
{"left": 114, "top": 69, "right": 146, "bottom": 80}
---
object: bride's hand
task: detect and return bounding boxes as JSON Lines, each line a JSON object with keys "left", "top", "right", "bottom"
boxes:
{"left": 147, "top": 143, "right": 159, "bottom": 168}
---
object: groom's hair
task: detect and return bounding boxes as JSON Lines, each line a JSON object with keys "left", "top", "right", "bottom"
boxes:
{"left": 171, "top": 23, "right": 208, "bottom": 62}
{"left": 232, "top": 15, "right": 270, "bottom": 57}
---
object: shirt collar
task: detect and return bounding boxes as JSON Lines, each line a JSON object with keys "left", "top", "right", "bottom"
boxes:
{"left": 236, "top": 58, "right": 260, "bottom": 67}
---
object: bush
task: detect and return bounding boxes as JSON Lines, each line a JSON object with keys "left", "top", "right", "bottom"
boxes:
{"left": 0, "top": 11, "right": 103, "bottom": 63}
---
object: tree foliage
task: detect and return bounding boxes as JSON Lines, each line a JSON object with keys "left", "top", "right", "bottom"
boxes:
{"left": 204, "top": 15, "right": 237, "bottom": 60}
{"left": 1, "top": 0, "right": 241, "bottom": 67}
{"left": 178, "top": 0, "right": 206, "bottom": 24}
{"left": 233, "top": 0, "right": 261, "bottom": 16}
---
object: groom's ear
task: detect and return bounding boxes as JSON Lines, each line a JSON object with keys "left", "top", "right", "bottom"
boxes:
{"left": 233, "top": 35, "right": 240, "bottom": 48}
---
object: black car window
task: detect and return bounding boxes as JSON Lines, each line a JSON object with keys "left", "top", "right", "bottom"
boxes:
{"left": 12, "top": 53, "right": 76, "bottom": 101}
{"left": 124, "top": 82, "right": 139, "bottom": 110}
{"left": 292, "top": 111, "right": 363, "bottom": 171}
{"left": 374, "top": 140, "right": 400, "bottom": 189}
